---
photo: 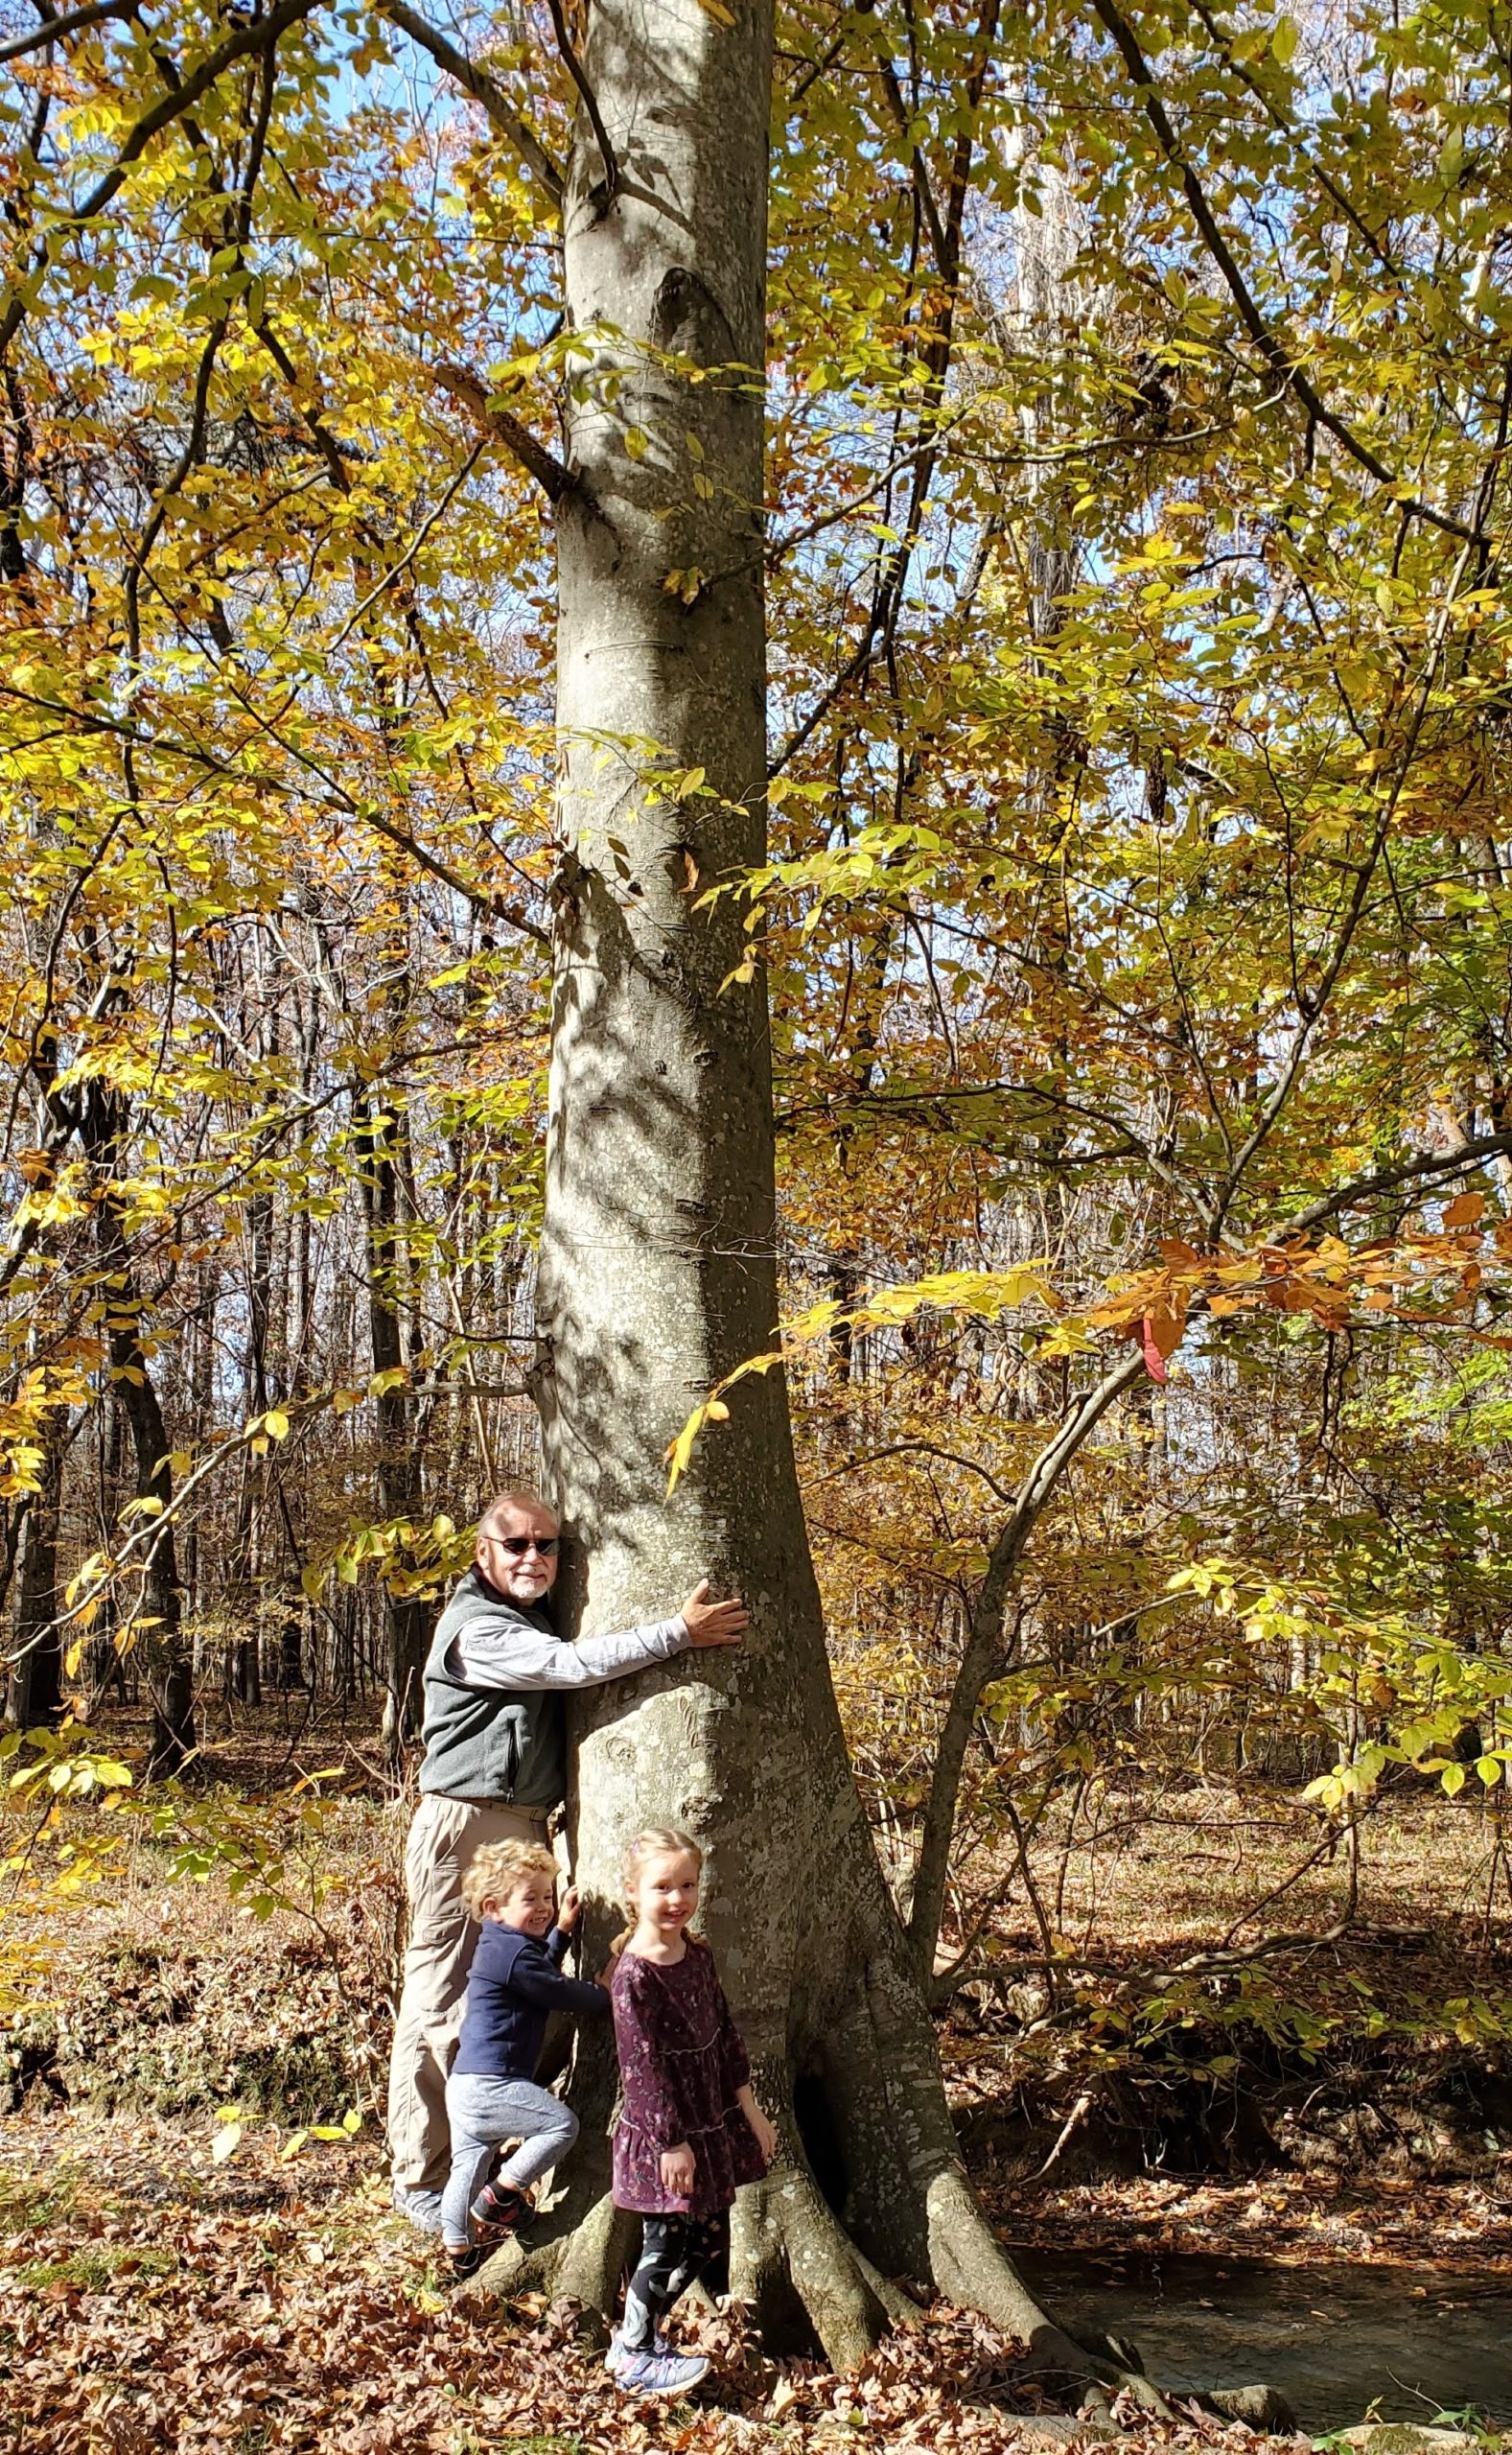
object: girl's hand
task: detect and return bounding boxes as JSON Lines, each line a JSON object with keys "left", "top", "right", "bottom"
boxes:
{"left": 660, "top": 2142, "right": 696, "bottom": 2196}
{"left": 595, "top": 1959, "right": 616, "bottom": 1986}
{"left": 747, "top": 2105, "right": 779, "bottom": 2165}
{"left": 557, "top": 1885, "right": 581, "bottom": 1933}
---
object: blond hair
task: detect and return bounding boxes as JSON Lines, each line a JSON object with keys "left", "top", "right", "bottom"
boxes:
{"left": 610, "top": 1826, "right": 705, "bottom": 1955}
{"left": 461, "top": 1837, "right": 558, "bottom": 1922}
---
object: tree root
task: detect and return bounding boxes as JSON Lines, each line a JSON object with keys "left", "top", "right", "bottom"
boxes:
{"left": 923, "top": 2171, "right": 1179, "bottom": 2420}
{"left": 466, "top": 1931, "right": 1288, "bottom": 2431}
{"left": 735, "top": 2161, "right": 901, "bottom": 2369}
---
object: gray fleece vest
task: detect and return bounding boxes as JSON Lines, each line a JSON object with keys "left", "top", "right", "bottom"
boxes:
{"left": 416, "top": 1574, "right": 564, "bottom": 1808}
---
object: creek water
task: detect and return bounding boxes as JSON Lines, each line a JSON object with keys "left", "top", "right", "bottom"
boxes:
{"left": 1013, "top": 2246, "right": 1512, "bottom": 2433}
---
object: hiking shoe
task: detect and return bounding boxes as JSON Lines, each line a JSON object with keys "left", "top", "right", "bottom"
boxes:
{"left": 470, "top": 2179, "right": 528, "bottom": 2242}
{"left": 614, "top": 2348, "right": 710, "bottom": 2397}
{"left": 392, "top": 2183, "right": 444, "bottom": 2235}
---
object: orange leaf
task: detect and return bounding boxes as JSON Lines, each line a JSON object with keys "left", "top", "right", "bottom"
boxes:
{"left": 1442, "top": 1189, "right": 1486, "bottom": 1228}
{"left": 1140, "top": 1317, "right": 1171, "bottom": 1382}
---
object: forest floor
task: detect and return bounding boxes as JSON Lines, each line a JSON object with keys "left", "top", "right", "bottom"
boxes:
{"left": 2, "top": 1699, "right": 1510, "bottom": 2450}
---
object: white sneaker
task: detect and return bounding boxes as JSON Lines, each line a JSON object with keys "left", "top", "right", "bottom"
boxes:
{"left": 605, "top": 2327, "right": 670, "bottom": 2373}
{"left": 615, "top": 2347, "right": 710, "bottom": 2397}
{"left": 391, "top": 2183, "right": 445, "bottom": 2235}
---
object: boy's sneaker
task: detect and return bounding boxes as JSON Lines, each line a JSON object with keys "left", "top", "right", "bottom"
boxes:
{"left": 444, "top": 2244, "right": 486, "bottom": 2280}
{"left": 614, "top": 2347, "right": 710, "bottom": 2397}
{"left": 469, "top": 2180, "right": 528, "bottom": 2242}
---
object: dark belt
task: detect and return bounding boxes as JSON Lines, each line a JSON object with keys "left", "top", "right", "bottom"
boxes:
{"left": 431, "top": 1792, "right": 550, "bottom": 1818}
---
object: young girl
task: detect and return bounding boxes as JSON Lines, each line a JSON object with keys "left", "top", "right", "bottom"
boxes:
{"left": 441, "top": 1839, "right": 611, "bottom": 2278}
{"left": 606, "top": 1827, "right": 778, "bottom": 2398}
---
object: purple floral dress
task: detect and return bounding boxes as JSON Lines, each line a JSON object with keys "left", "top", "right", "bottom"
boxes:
{"left": 610, "top": 1941, "right": 768, "bottom": 2217}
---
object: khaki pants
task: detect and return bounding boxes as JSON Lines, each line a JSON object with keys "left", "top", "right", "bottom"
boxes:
{"left": 385, "top": 1791, "right": 551, "bottom": 2197}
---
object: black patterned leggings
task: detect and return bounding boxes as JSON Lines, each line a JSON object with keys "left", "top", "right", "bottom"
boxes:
{"left": 620, "top": 2211, "right": 731, "bottom": 2352}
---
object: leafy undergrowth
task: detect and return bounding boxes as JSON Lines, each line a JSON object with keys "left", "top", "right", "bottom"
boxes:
{"left": 0, "top": 2112, "right": 1291, "bottom": 2455}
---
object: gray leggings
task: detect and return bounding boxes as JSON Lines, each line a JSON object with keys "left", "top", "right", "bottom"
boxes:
{"left": 440, "top": 2072, "right": 579, "bottom": 2250}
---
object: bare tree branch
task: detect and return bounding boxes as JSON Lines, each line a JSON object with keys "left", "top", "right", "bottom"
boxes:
{"left": 430, "top": 359, "right": 572, "bottom": 505}
{"left": 0, "top": 0, "right": 134, "bottom": 66}
{"left": 1088, "top": 0, "right": 1475, "bottom": 543}
{"left": 377, "top": 1, "right": 566, "bottom": 204}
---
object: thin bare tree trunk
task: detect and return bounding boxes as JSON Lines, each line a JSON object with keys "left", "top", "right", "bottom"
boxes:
{"left": 7, "top": 1399, "right": 67, "bottom": 1729}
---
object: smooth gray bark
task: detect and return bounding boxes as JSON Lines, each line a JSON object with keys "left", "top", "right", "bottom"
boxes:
{"left": 523, "top": 0, "right": 1137, "bottom": 2384}
{"left": 538, "top": 0, "right": 853, "bottom": 2093}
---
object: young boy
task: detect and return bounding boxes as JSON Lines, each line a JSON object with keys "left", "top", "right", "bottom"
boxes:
{"left": 441, "top": 1838, "right": 611, "bottom": 2277}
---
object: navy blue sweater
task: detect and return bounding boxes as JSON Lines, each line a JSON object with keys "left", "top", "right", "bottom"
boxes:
{"left": 453, "top": 1920, "right": 610, "bottom": 2081}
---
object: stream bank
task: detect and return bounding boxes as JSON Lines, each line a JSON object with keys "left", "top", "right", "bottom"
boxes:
{"left": 1015, "top": 2244, "right": 1511, "bottom": 2434}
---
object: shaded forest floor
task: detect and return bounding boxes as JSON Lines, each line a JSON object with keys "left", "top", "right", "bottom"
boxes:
{"left": 3, "top": 1699, "right": 1511, "bottom": 2445}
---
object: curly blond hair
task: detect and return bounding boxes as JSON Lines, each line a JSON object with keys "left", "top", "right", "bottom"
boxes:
{"left": 460, "top": 1837, "right": 558, "bottom": 1922}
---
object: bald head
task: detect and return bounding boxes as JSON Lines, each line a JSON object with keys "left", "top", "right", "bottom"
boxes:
{"left": 476, "top": 1489, "right": 560, "bottom": 1605}
{"left": 477, "top": 1488, "right": 555, "bottom": 1541}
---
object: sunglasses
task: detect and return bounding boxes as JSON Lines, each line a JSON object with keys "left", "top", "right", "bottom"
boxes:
{"left": 491, "top": 1533, "right": 559, "bottom": 1557}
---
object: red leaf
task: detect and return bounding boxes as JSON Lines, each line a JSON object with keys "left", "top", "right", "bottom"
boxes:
{"left": 1140, "top": 1317, "right": 1170, "bottom": 1383}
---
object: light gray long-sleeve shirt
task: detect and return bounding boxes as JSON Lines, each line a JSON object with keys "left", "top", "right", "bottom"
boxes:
{"left": 447, "top": 1605, "right": 689, "bottom": 1691}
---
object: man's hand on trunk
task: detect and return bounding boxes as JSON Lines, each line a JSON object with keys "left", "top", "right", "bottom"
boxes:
{"left": 679, "top": 1579, "right": 748, "bottom": 1648}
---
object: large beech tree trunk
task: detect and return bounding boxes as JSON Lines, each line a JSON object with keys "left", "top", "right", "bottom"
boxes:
{"left": 514, "top": 0, "right": 1128, "bottom": 2394}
